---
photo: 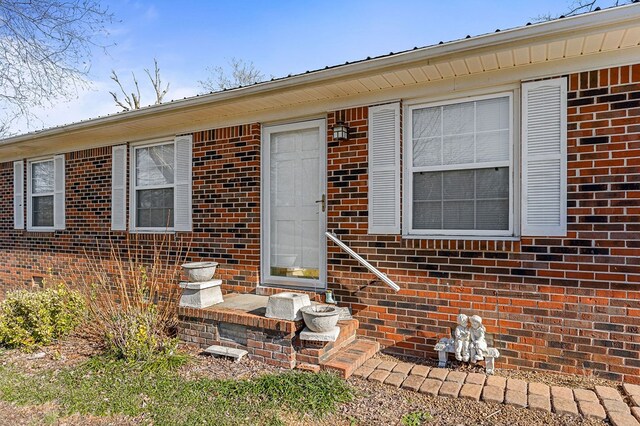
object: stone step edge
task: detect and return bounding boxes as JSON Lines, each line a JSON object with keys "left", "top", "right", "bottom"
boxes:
{"left": 295, "top": 320, "right": 359, "bottom": 359}
{"left": 320, "top": 339, "right": 380, "bottom": 379}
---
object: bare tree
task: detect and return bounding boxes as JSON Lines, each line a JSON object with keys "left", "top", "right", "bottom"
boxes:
{"left": 110, "top": 59, "right": 169, "bottom": 111}
{"left": 535, "top": 0, "right": 630, "bottom": 21}
{"left": 0, "top": 0, "right": 113, "bottom": 135}
{"left": 199, "top": 58, "right": 266, "bottom": 92}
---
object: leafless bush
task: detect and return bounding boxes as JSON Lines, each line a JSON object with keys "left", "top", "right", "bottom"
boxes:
{"left": 79, "top": 234, "right": 189, "bottom": 361}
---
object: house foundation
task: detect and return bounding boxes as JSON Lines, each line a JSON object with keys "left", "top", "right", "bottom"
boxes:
{"left": 177, "top": 293, "right": 378, "bottom": 376}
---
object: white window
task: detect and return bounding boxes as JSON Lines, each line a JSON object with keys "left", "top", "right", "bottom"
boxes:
{"left": 131, "top": 141, "right": 176, "bottom": 231}
{"left": 405, "top": 93, "right": 514, "bottom": 237}
{"left": 26, "top": 155, "right": 65, "bottom": 231}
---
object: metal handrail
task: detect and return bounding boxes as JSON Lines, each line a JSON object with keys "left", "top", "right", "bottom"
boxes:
{"left": 325, "top": 231, "right": 400, "bottom": 292}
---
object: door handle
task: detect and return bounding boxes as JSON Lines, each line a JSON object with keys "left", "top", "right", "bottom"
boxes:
{"left": 315, "top": 194, "right": 326, "bottom": 212}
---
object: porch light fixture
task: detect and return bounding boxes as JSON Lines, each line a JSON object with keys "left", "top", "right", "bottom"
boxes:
{"left": 332, "top": 122, "right": 349, "bottom": 141}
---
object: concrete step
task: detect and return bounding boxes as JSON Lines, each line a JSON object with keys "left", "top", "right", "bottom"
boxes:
{"left": 204, "top": 345, "right": 248, "bottom": 362}
{"left": 295, "top": 319, "right": 358, "bottom": 365}
{"left": 320, "top": 338, "right": 380, "bottom": 379}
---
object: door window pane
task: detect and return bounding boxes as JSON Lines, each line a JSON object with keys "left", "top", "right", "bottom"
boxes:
{"left": 269, "top": 129, "right": 320, "bottom": 280}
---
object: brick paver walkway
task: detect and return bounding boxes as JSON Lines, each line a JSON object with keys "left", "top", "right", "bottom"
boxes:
{"left": 353, "top": 362, "right": 640, "bottom": 425}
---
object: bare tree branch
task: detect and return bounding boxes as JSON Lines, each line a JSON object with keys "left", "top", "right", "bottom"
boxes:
{"left": 0, "top": 0, "right": 113, "bottom": 136}
{"left": 534, "top": 0, "right": 630, "bottom": 21}
{"left": 110, "top": 59, "right": 169, "bottom": 111}
{"left": 109, "top": 70, "right": 141, "bottom": 112}
{"left": 198, "top": 57, "right": 267, "bottom": 93}
{"left": 144, "top": 58, "right": 169, "bottom": 104}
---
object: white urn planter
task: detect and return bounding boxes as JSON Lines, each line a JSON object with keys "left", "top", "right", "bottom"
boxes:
{"left": 181, "top": 262, "right": 218, "bottom": 283}
{"left": 179, "top": 262, "right": 222, "bottom": 309}
{"left": 300, "top": 305, "right": 340, "bottom": 333}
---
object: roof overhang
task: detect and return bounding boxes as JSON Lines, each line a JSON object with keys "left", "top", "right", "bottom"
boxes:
{"left": 2, "top": 4, "right": 640, "bottom": 161}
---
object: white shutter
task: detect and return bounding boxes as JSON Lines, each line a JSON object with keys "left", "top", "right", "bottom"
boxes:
{"left": 522, "top": 78, "right": 567, "bottom": 236}
{"left": 111, "top": 145, "right": 127, "bottom": 230}
{"left": 173, "top": 135, "right": 193, "bottom": 232}
{"left": 13, "top": 160, "right": 24, "bottom": 230}
{"left": 53, "top": 154, "right": 65, "bottom": 230}
{"left": 368, "top": 102, "right": 400, "bottom": 234}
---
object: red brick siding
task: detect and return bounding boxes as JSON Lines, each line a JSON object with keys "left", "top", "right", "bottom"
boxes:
{"left": 0, "top": 126, "right": 261, "bottom": 296}
{"left": 326, "top": 65, "right": 640, "bottom": 383}
{"left": 190, "top": 124, "right": 261, "bottom": 293}
{"left": 0, "top": 64, "right": 638, "bottom": 381}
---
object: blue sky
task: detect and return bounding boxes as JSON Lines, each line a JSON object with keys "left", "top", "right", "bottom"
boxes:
{"left": 15, "top": 0, "right": 594, "bottom": 134}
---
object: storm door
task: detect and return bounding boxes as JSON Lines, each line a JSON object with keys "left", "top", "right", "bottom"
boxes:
{"left": 262, "top": 120, "right": 326, "bottom": 289}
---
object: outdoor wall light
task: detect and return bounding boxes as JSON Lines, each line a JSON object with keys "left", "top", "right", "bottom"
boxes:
{"left": 332, "top": 122, "right": 349, "bottom": 141}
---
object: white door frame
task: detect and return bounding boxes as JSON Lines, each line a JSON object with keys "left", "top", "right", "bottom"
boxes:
{"left": 260, "top": 119, "right": 327, "bottom": 290}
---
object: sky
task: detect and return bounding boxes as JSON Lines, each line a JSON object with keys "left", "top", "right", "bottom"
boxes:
{"left": 11, "top": 0, "right": 601, "bottom": 135}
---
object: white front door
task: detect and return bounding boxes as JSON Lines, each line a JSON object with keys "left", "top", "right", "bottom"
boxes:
{"left": 262, "top": 119, "right": 326, "bottom": 289}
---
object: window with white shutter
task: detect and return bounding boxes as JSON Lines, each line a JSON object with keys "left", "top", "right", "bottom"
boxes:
{"left": 173, "top": 135, "right": 193, "bottom": 232}
{"left": 53, "top": 155, "right": 65, "bottom": 230}
{"left": 521, "top": 78, "right": 567, "bottom": 236}
{"left": 129, "top": 136, "right": 192, "bottom": 232}
{"left": 111, "top": 145, "right": 127, "bottom": 230}
{"left": 13, "top": 160, "right": 24, "bottom": 230}
{"left": 405, "top": 93, "right": 514, "bottom": 237}
{"left": 369, "top": 103, "right": 400, "bottom": 234}
{"left": 26, "top": 155, "right": 65, "bottom": 231}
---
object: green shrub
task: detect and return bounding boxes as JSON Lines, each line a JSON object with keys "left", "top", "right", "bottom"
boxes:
{"left": 104, "top": 305, "right": 178, "bottom": 362}
{"left": 0, "top": 284, "right": 86, "bottom": 350}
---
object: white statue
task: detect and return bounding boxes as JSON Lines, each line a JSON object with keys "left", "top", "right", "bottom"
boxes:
{"left": 454, "top": 313, "right": 470, "bottom": 362}
{"left": 469, "top": 315, "right": 488, "bottom": 362}
{"left": 434, "top": 313, "right": 500, "bottom": 374}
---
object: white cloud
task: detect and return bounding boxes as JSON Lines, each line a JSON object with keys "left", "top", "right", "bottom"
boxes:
{"left": 8, "top": 81, "right": 118, "bottom": 135}
{"left": 7, "top": 80, "right": 201, "bottom": 136}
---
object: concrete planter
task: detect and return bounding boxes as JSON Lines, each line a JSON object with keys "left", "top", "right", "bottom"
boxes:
{"left": 265, "top": 292, "right": 311, "bottom": 321}
{"left": 182, "top": 262, "right": 218, "bottom": 283}
{"left": 300, "top": 305, "right": 340, "bottom": 333}
{"left": 178, "top": 279, "right": 223, "bottom": 308}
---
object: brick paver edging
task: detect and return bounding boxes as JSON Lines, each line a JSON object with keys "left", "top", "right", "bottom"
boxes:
{"left": 353, "top": 360, "right": 640, "bottom": 425}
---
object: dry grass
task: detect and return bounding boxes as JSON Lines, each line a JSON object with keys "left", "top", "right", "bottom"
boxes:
{"left": 78, "top": 234, "right": 189, "bottom": 360}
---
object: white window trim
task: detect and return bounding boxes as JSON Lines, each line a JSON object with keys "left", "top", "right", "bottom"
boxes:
{"left": 129, "top": 140, "right": 176, "bottom": 233}
{"left": 403, "top": 91, "right": 518, "bottom": 239}
{"left": 26, "top": 157, "right": 56, "bottom": 232}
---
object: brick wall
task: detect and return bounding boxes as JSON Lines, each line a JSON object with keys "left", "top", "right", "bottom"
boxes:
{"left": 326, "top": 65, "right": 640, "bottom": 383}
{"left": 0, "top": 125, "right": 262, "bottom": 296}
{"left": 1, "top": 64, "right": 639, "bottom": 382}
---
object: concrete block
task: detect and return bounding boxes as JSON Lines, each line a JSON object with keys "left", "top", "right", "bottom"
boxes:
{"left": 203, "top": 345, "right": 247, "bottom": 362}
{"left": 300, "top": 326, "right": 340, "bottom": 342}
{"left": 265, "top": 292, "right": 310, "bottom": 321}
{"left": 179, "top": 279, "right": 223, "bottom": 308}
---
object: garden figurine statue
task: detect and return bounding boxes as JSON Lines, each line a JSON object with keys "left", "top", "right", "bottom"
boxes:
{"left": 469, "top": 315, "right": 488, "bottom": 362}
{"left": 454, "top": 313, "right": 470, "bottom": 362}
{"left": 434, "top": 313, "right": 500, "bottom": 374}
